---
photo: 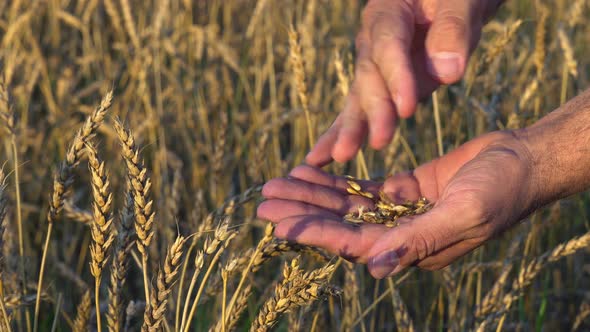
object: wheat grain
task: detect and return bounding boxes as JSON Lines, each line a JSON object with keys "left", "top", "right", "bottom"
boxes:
{"left": 245, "top": 0, "right": 269, "bottom": 38}
{"left": 119, "top": 0, "right": 141, "bottom": 50}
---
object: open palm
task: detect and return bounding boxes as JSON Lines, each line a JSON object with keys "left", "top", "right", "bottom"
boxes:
{"left": 258, "top": 131, "right": 536, "bottom": 278}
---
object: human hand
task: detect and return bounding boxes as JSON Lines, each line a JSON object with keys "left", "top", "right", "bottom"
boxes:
{"left": 259, "top": 130, "right": 537, "bottom": 278}
{"left": 306, "top": 0, "right": 504, "bottom": 166}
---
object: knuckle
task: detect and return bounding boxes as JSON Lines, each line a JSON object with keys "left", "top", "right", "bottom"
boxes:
{"left": 437, "top": 13, "right": 468, "bottom": 35}
{"left": 409, "top": 231, "right": 437, "bottom": 261}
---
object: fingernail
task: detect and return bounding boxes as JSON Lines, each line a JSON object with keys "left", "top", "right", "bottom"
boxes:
{"left": 369, "top": 251, "right": 400, "bottom": 279}
{"left": 427, "top": 52, "right": 462, "bottom": 79}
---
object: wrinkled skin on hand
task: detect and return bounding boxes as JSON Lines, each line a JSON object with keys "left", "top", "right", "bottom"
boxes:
{"left": 306, "top": 0, "right": 504, "bottom": 166}
{"left": 259, "top": 131, "right": 537, "bottom": 278}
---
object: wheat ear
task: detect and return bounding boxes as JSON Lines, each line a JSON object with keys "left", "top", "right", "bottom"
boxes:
{"left": 35, "top": 90, "right": 112, "bottom": 332}
{"left": 72, "top": 290, "right": 92, "bottom": 332}
{"left": 113, "top": 119, "right": 155, "bottom": 306}
{"left": 0, "top": 169, "right": 10, "bottom": 331}
{"left": 288, "top": 25, "right": 314, "bottom": 148}
{"left": 142, "top": 236, "right": 186, "bottom": 332}
{"left": 87, "top": 142, "right": 116, "bottom": 332}
{"left": 106, "top": 184, "right": 135, "bottom": 332}
{"left": 477, "top": 231, "right": 590, "bottom": 329}
{"left": 250, "top": 258, "right": 339, "bottom": 332}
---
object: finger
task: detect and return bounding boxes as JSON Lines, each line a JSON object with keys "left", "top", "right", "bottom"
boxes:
{"left": 262, "top": 178, "right": 374, "bottom": 214}
{"left": 306, "top": 116, "right": 343, "bottom": 167}
{"left": 381, "top": 171, "right": 424, "bottom": 202}
{"left": 257, "top": 199, "right": 342, "bottom": 223}
{"left": 331, "top": 92, "right": 368, "bottom": 163}
{"left": 354, "top": 32, "right": 398, "bottom": 149}
{"left": 410, "top": 44, "right": 443, "bottom": 99}
{"left": 289, "top": 165, "right": 381, "bottom": 194}
{"left": 425, "top": 0, "right": 483, "bottom": 84}
{"left": 366, "top": 0, "right": 418, "bottom": 119}
{"left": 274, "top": 215, "right": 384, "bottom": 262}
{"left": 366, "top": 201, "right": 468, "bottom": 279}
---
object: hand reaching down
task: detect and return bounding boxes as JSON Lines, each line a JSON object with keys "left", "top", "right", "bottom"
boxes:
{"left": 306, "top": 0, "right": 504, "bottom": 166}
{"left": 258, "top": 131, "right": 538, "bottom": 278}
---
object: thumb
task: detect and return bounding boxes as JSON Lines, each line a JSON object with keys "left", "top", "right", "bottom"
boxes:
{"left": 425, "top": 0, "right": 484, "bottom": 84}
{"left": 367, "top": 202, "right": 466, "bottom": 279}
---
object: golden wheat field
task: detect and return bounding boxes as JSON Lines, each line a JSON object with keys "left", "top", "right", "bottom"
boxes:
{"left": 0, "top": 0, "right": 589, "bottom": 331}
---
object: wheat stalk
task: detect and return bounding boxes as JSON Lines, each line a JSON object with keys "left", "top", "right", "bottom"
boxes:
{"left": 103, "top": 0, "right": 124, "bottom": 37}
{"left": 142, "top": 236, "right": 186, "bottom": 332}
{"left": 182, "top": 218, "right": 237, "bottom": 332}
{"left": 341, "top": 262, "right": 359, "bottom": 331}
{"left": 214, "top": 284, "right": 252, "bottom": 332}
{"left": 245, "top": 0, "right": 269, "bottom": 38}
{"left": 387, "top": 278, "right": 414, "bottom": 332}
{"left": 119, "top": 0, "right": 140, "bottom": 50}
{"left": 0, "top": 77, "right": 29, "bottom": 331}
{"left": 222, "top": 223, "right": 274, "bottom": 330}
{"left": 174, "top": 213, "right": 214, "bottom": 330}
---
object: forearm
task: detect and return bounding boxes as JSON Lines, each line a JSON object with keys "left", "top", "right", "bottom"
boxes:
{"left": 519, "top": 88, "right": 590, "bottom": 207}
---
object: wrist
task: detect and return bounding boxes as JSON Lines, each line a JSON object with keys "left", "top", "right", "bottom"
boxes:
{"left": 510, "top": 128, "right": 545, "bottom": 215}
{"left": 515, "top": 90, "right": 590, "bottom": 209}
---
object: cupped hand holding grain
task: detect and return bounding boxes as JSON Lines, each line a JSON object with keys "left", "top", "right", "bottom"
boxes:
{"left": 261, "top": 88, "right": 590, "bottom": 278}
{"left": 306, "top": 0, "right": 504, "bottom": 166}
{"left": 261, "top": 131, "right": 536, "bottom": 278}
